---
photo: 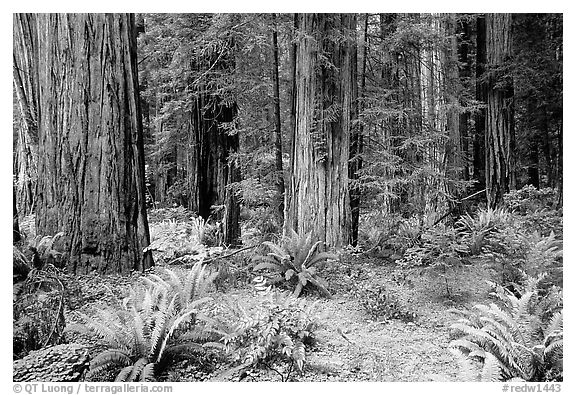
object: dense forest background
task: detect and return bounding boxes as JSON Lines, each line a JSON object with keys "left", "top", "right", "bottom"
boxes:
{"left": 14, "top": 13, "right": 563, "bottom": 265}
{"left": 12, "top": 13, "right": 563, "bottom": 383}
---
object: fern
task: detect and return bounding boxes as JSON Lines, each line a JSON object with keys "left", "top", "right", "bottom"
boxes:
{"left": 450, "top": 284, "right": 563, "bottom": 382}
{"left": 252, "top": 229, "right": 336, "bottom": 298}
{"left": 65, "top": 265, "right": 222, "bottom": 381}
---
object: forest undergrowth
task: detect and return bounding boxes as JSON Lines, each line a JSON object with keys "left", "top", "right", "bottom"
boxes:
{"left": 13, "top": 185, "right": 563, "bottom": 382}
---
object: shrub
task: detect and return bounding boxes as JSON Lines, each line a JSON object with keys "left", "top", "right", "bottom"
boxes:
{"left": 213, "top": 277, "right": 320, "bottom": 380}
{"left": 504, "top": 185, "right": 556, "bottom": 214}
{"left": 450, "top": 283, "right": 563, "bottom": 381}
{"left": 355, "top": 284, "right": 416, "bottom": 322}
{"left": 252, "top": 229, "right": 336, "bottom": 298}
{"left": 397, "top": 223, "right": 468, "bottom": 267}
{"left": 66, "top": 263, "right": 222, "bottom": 381}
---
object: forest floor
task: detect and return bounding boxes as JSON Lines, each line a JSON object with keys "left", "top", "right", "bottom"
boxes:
{"left": 65, "top": 250, "right": 496, "bottom": 382}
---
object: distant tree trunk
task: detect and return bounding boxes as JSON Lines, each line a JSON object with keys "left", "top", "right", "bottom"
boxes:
{"left": 14, "top": 186, "right": 21, "bottom": 243}
{"left": 13, "top": 13, "right": 39, "bottom": 215}
{"left": 473, "top": 15, "right": 487, "bottom": 193}
{"left": 286, "top": 14, "right": 357, "bottom": 248}
{"left": 271, "top": 13, "right": 286, "bottom": 221}
{"left": 485, "top": 13, "right": 515, "bottom": 208}
{"left": 188, "top": 98, "right": 240, "bottom": 245}
{"left": 556, "top": 121, "right": 562, "bottom": 208}
{"left": 186, "top": 44, "right": 241, "bottom": 246}
{"left": 457, "top": 17, "right": 472, "bottom": 182}
{"left": 34, "top": 13, "right": 153, "bottom": 274}
{"left": 526, "top": 100, "right": 540, "bottom": 188}
{"left": 349, "top": 14, "right": 367, "bottom": 246}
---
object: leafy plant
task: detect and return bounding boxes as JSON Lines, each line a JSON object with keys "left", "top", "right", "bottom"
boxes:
{"left": 455, "top": 208, "right": 513, "bottom": 255}
{"left": 66, "top": 263, "right": 222, "bottom": 381}
{"left": 212, "top": 277, "right": 320, "bottom": 380}
{"left": 252, "top": 229, "right": 336, "bottom": 298}
{"left": 450, "top": 283, "right": 563, "bottom": 381}
{"left": 355, "top": 284, "right": 416, "bottom": 322}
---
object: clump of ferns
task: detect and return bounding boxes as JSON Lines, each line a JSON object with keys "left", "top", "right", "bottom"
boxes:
{"left": 66, "top": 262, "right": 224, "bottom": 381}
{"left": 252, "top": 229, "right": 336, "bottom": 298}
{"left": 211, "top": 277, "right": 320, "bottom": 381}
{"left": 449, "top": 279, "right": 563, "bottom": 382}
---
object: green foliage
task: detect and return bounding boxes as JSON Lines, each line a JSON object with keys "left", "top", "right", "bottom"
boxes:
{"left": 450, "top": 283, "right": 563, "bottom": 381}
{"left": 456, "top": 208, "right": 514, "bottom": 256}
{"left": 252, "top": 229, "right": 336, "bottom": 298}
{"left": 504, "top": 185, "right": 556, "bottom": 214}
{"left": 213, "top": 277, "right": 320, "bottom": 376}
{"left": 483, "top": 219, "right": 563, "bottom": 293}
{"left": 355, "top": 284, "right": 416, "bottom": 322}
{"left": 145, "top": 217, "right": 223, "bottom": 264}
{"left": 503, "top": 186, "right": 562, "bottom": 237}
{"left": 397, "top": 223, "right": 468, "bottom": 267}
{"left": 66, "top": 263, "right": 221, "bottom": 381}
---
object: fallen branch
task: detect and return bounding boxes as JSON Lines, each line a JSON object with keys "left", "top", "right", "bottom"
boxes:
{"left": 183, "top": 245, "right": 257, "bottom": 267}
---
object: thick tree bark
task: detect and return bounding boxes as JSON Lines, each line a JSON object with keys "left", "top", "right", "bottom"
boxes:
{"left": 271, "top": 13, "right": 286, "bottom": 221}
{"left": 13, "top": 13, "right": 39, "bottom": 215}
{"left": 34, "top": 13, "right": 153, "bottom": 274}
{"left": 286, "top": 14, "right": 357, "bottom": 248}
{"left": 485, "top": 13, "right": 515, "bottom": 208}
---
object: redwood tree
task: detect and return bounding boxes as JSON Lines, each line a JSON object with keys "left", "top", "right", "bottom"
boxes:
{"left": 286, "top": 14, "right": 358, "bottom": 248}
{"left": 34, "top": 13, "right": 153, "bottom": 274}
{"left": 485, "top": 13, "right": 515, "bottom": 208}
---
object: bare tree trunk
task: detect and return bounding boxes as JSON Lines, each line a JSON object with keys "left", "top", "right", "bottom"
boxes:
{"left": 34, "top": 13, "right": 153, "bottom": 274}
{"left": 13, "top": 13, "right": 39, "bottom": 215}
{"left": 271, "top": 13, "right": 286, "bottom": 221}
{"left": 485, "top": 13, "right": 515, "bottom": 208}
{"left": 473, "top": 15, "right": 487, "bottom": 193}
{"left": 457, "top": 17, "right": 472, "bottom": 182}
{"left": 286, "top": 14, "right": 357, "bottom": 248}
{"left": 349, "top": 13, "right": 367, "bottom": 246}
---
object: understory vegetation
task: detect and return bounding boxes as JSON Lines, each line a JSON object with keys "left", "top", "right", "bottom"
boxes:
{"left": 13, "top": 185, "right": 563, "bottom": 382}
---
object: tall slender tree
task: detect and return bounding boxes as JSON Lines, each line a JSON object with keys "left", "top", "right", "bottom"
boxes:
{"left": 271, "top": 13, "right": 286, "bottom": 221}
{"left": 286, "top": 14, "right": 358, "bottom": 248}
{"left": 33, "top": 13, "right": 153, "bottom": 274}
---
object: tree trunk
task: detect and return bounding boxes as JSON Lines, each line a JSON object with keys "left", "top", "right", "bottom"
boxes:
{"left": 349, "top": 14, "right": 367, "bottom": 246}
{"left": 188, "top": 91, "right": 241, "bottom": 246}
{"left": 485, "top": 13, "right": 515, "bottom": 208}
{"left": 14, "top": 186, "right": 21, "bottom": 243}
{"left": 271, "top": 13, "right": 286, "bottom": 221}
{"left": 34, "top": 13, "right": 153, "bottom": 274}
{"left": 473, "top": 15, "right": 487, "bottom": 193}
{"left": 13, "top": 13, "right": 39, "bottom": 215}
{"left": 286, "top": 14, "right": 357, "bottom": 248}
{"left": 457, "top": 17, "right": 471, "bottom": 182}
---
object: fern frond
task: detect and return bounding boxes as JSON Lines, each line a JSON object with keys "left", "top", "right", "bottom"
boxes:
{"left": 481, "top": 352, "right": 502, "bottom": 382}
{"left": 115, "top": 366, "right": 134, "bottom": 382}
{"left": 450, "top": 348, "right": 480, "bottom": 381}
{"left": 546, "top": 311, "right": 563, "bottom": 336}
{"left": 90, "top": 349, "right": 132, "bottom": 372}
{"left": 141, "top": 363, "right": 155, "bottom": 382}
{"left": 127, "top": 357, "right": 150, "bottom": 381}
